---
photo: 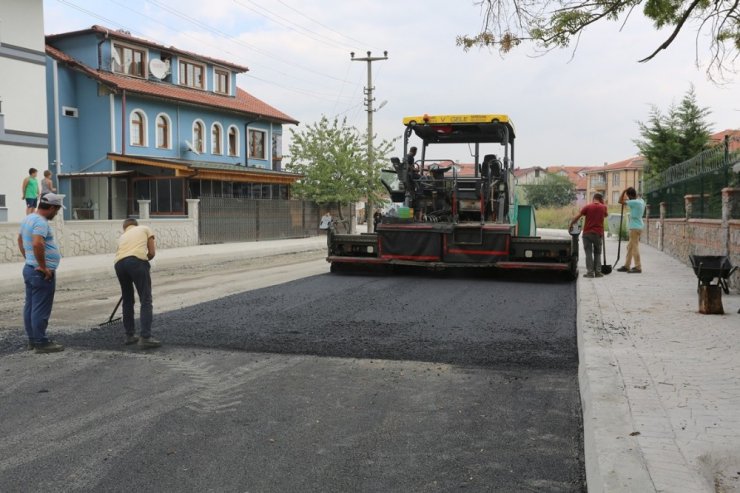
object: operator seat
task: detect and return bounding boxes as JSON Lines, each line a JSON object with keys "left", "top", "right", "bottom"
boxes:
{"left": 481, "top": 154, "right": 502, "bottom": 179}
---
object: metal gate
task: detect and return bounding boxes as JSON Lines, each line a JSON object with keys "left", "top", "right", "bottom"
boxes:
{"left": 199, "top": 196, "right": 320, "bottom": 244}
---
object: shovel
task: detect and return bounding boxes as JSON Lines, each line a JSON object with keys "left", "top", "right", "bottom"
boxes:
{"left": 601, "top": 234, "right": 612, "bottom": 274}
{"left": 613, "top": 202, "right": 625, "bottom": 269}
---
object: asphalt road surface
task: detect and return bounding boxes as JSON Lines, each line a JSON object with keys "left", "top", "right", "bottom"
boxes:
{"left": 0, "top": 261, "right": 584, "bottom": 492}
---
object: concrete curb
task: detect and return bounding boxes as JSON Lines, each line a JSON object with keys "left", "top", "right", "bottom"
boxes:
{"left": 578, "top": 276, "right": 656, "bottom": 492}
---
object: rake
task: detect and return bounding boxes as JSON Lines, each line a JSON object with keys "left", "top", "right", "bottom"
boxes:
{"left": 98, "top": 296, "right": 123, "bottom": 328}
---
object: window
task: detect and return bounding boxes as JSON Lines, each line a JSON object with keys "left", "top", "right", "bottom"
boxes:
{"left": 193, "top": 120, "right": 205, "bottom": 153}
{"left": 211, "top": 123, "right": 223, "bottom": 155}
{"left": 612, "top": 173, "right": 620, "bottom": 186}
{"left": 215, "top": 69, "right": 230, "bottom": 94}
{"left": 179, "top": 60, "right": 205, "bottom": 89}
{"left": 130, "top": 110, "right": 147, "bottom": 146}
{"left": 113, "top": 44, "right": 146, "bottom": 77}
{"left": 228, "top": 126, "right": 239, "bottom": 156}
{"left": 133, "top": 178, "right": 185, "bottom": 215}
{"left": 156, "top": 114, "right": 171, "bottom": 149}
{"left": 249, "top": 129, "right": 266, "bottom": 159}
{"left": 612, "top": 191, "right": 620, "bottom": 204}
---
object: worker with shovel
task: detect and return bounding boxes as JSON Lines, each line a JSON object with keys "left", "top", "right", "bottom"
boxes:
{"left": 569, "top": 192, "right": 608, "bottom": 278}
{"left": 114, "top": 218, "right": 161, "bottom": 349}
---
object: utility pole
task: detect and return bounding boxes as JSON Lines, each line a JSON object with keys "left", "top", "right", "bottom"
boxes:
{"left": 351, "top": 50, "right": 388, "bottom": 233}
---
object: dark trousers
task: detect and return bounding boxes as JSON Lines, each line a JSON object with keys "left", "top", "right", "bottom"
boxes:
{"left": 23, "top": 264, "right": 56, "bottom": 344}
{"left": 582, "top": 232, "right": 603, "bottom": 275}
{"left": 114, "top": 256, "right": 153, "bottom": 338}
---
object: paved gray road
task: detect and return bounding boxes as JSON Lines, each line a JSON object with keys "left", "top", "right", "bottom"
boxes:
{"left": 0, "top": 269, "right": 584, "bottom": 492}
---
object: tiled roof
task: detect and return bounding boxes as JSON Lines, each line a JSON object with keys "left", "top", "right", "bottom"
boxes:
{"left": 586, "top": 156, "right": 646, "bottom": 173}
{"left": 710, "top": 129, "right": 740, "bottom": 151}
{"left": 46, "top": 25, "right": 249, "bottom": 72}
{"left": 46, "top": 45, "right": 298, "bottom": 125}
{"left": 545, "top": 165, "right": 600, "bottom": 190}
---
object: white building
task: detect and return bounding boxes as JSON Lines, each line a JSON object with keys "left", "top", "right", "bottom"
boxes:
{"left": 0, "top": 0, "right": 48, "bottom": 222}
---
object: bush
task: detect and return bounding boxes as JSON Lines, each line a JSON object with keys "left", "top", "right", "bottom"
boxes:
{"left": 534, "top": 205, "right": 579, "bottom": 229}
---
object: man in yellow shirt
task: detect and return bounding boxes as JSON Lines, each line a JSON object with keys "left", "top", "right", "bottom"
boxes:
{"left": 114, "top": 218, "right": 160, "bottom": 348}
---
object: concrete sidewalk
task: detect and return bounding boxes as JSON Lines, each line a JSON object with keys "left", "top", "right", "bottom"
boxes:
{"left": 579, "top": 236, "right": 740, "bottom": 493}
{"left": 0, "top": 235, "right": 328, "bottom": 293}
{"left": 2, "top": 230, "right": 738, "bottom": 491}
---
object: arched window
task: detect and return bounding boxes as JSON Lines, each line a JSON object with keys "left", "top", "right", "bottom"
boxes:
{"left": 156, "top": 114, "right": 171, "bottom": 149}
{"left": 211, "top": 123, "right": 223, "bottom": 155}
{"left": 130, "top": 110, "right": 147, "bottom": 146}
{"left": 228, "top": 125, "right": 239, "bottom": 157}
{"left": 193, "top": 120, "right": 205, "bottom": 153}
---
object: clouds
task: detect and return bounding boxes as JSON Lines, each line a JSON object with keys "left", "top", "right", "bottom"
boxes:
{"left": 43, "top": 0, "right": 737, "bottom": 167}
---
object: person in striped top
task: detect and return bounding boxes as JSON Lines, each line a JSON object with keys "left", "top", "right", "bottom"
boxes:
{"left": 17, "top": 193, "right": 65, "bottom": 353}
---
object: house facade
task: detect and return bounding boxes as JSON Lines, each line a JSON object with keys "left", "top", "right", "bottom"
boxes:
{"left": 0, "top": 0, "right": 48, "bottom": 222}
{"left": 585, "top": 157, "right": 645, "bottom": 206}
{"left": 45, "top": 25, "right": 299, "bottom": 220}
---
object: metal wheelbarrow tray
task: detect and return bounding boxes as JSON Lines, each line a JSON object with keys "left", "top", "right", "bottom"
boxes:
{"left": 689, "top": 255, "right": 737, "bottom": 294}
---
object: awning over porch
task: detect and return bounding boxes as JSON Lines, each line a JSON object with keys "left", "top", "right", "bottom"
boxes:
{"left": 107, "top": 153, "right": 301, "bottom": 185}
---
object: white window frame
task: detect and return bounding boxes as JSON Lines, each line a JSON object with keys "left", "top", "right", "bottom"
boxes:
{"left": 112, "top": 41, "right": 148, "bottom": 78}
{"left": 129, "top": 109, "right": 148, "bottom": 147}
{"left": 227, "top": 125, "right": 240, "bottom": 157}
{"left": 248, "top": 128, "right": 267, "bottom": 160}
{"left": 155, "top": 113, "right": 172, "bottom": 149}
{"left": 211, "top": 122, "right": 224, "bottom": 155}
{"left": 192, "top": 119, "right": 206, "bottom": 153}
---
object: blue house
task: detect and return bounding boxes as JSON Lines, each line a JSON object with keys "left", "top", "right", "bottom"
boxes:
{"left": 45, "top": 25, "right": 299, "bottom": 220}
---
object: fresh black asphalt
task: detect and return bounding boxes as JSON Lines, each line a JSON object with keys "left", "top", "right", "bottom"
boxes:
{"left": 0, "top": 270, "right": 584, "bottom": 492}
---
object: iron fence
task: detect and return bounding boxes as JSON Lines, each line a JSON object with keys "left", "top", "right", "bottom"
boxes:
{"left": 644, "top": 136, "right": 740, "bottom": 218}
{"left": 199, "top": 196, "right": 320, "bottom": 244}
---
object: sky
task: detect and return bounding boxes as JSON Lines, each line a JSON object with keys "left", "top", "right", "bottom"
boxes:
{"left": 42, "top": 0, "right": 739, "bottom": 169}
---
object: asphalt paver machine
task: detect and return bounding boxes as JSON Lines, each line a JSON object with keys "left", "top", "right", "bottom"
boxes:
{"left": 327, "top": 114, "right": 579, "bottom": 279}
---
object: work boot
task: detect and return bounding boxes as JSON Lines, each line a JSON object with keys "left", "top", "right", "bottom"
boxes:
{"left": 138, "top": 337, "right": 161, "bottom": 349}
{"left": 616, "top": 266, "right": 629, "bottom": 272}
{"left": 628, "top": 267, "right": 642, "bottom": 273}
{"left": 34, "top": 341, "right": 65, "bottom": 354}
{"left": 594, "top": 272, "right": 605, "bottom": 278}
{"left": 583, "top": 272, "right": 595, "bottom": 278}
{"left": 124, "top": 335, "right": 139, "bottom": 345}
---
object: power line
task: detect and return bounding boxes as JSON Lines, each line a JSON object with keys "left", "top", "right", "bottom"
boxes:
{"left": 232, "top": 0, "right": 356, "bottom": 51}
{"left": 275, "top": 0, "right": 380, "bottom": 51}
{"left": 146, "top": 0, "right": 347, "bottom": 82}
{"left": 53, "top": 0, "right": 359, "bottom": 103}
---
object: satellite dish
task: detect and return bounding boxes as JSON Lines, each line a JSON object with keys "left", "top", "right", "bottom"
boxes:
{"left": 149, "top": 59, "right": 169, "bottom": 79}
{"left": 184, "top": 140, "right": 200, "bottom": 155}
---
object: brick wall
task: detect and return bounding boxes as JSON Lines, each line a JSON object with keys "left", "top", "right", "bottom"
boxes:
{"left": 645, "top": 188, "right": 740, "bottom": 292}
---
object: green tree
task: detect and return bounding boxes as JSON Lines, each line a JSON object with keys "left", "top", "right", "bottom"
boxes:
{"left": 286, "top": 116, "right": 395, "bottom": 221}
{"left": 522, "top": 173, "right": 577, "bottom": 208}
{"left": 457, "top": 0, "right": 740, "bottom": 78}
{"left": 634, "top": 86, "right": 711, "bottom": 176}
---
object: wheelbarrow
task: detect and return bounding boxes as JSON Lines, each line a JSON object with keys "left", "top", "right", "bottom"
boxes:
{"left": 689, "top": 255, "right": 737, "bottom": 294}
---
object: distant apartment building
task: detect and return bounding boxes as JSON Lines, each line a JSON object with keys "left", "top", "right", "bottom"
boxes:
{"left": 45, "top": 25, "right": 299, "bottom": 220}
{"left": 585, "top": 157, "right": 645, "bottom": 206}
{"left": 0, "top": 0, "right": 48, "bottom": 222}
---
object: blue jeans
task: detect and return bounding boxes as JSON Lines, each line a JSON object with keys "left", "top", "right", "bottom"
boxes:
{"left": 115, "top": 257, "right": 153, "bottom": 338}
{"left": 23, "top": 264, "right": 56, "bottom": 345}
